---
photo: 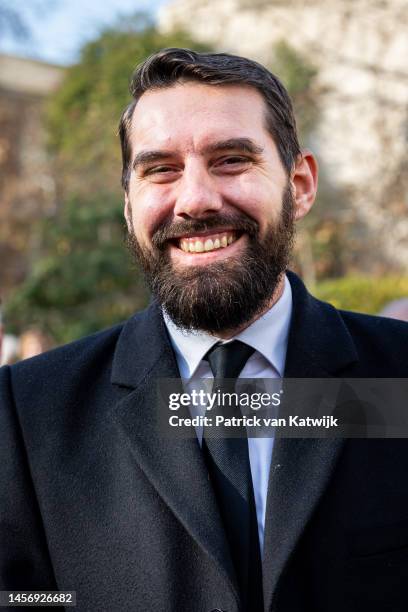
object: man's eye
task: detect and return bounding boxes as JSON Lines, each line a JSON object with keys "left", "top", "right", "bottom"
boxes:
{"left": 216, "top": 156, "right": 251, "bottom": 167}
{"left": 226, "top": 156, "right": 247, "bottom": 163}
{"left": 145, "top": 166, "right": 175, "bottom": 175}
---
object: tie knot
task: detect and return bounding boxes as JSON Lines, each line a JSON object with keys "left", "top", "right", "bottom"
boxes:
{"left": 204, "top": 340, "right": 255, "bottom": 380}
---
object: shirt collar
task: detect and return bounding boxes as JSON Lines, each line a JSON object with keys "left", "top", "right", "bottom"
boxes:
{"left": 163, "top": 274, "right": 292, "bottom": 379}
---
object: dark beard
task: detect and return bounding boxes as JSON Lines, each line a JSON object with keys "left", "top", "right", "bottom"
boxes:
{"left": 126, "top": 185, "right": 295, "bottom": 334}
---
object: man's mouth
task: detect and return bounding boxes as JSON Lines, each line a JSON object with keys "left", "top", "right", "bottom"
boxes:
{"left": 174, "top": 231, "right": 242, "bottom": 254}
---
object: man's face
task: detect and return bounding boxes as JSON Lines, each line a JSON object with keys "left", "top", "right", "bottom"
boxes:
{"left": 125, "top": 82, "right": 297, "bottom": 333}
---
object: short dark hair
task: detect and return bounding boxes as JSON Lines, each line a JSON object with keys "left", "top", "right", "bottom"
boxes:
{"left": 119, "top": 48, "right": 301, "bottom": 191}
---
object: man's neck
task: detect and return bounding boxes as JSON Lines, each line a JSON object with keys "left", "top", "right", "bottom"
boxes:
{"left": 215, "top": 274, "right": 286, "bottom": 340}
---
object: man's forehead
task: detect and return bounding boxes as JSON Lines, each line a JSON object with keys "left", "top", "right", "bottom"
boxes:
{"left": 129, "top": 82, "right": 268, "bottom": 153}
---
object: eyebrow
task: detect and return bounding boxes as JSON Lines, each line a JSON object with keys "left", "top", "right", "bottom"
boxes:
{"left": 132, "top": 138, "right": 264, "bottom": 171}
{"left": 204, "top": 138, "right": 264, "bottom": 156}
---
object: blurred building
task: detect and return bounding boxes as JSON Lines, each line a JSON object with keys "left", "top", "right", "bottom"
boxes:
{"left": 158, "top": 0, "right": 408, "bottom": 273}
{"left": 0, "top": 54, "right": 64, "bottom": 296}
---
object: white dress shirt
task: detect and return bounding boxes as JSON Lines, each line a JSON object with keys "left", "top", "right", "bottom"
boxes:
{"left": 163, "top": 275, "right": 292, "bottom": 552}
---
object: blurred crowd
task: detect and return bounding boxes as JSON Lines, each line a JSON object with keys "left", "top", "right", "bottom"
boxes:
{"left": 0, "top": 305, "right": 53, "bottom": 365}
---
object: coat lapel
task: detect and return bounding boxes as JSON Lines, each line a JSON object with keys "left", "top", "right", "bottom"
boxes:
{"left": 263, "top": 272, "right": 358, "bottom": 611}
{"left": 109, "top": 302, "right": 239, "bottom": 602}
{"left": 108, "top": 273, "right": 360, "bottom": 611}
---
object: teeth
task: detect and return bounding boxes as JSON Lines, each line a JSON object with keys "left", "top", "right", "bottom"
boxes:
{"left": 179, "top": 232, "right": 238, "bottom": 253}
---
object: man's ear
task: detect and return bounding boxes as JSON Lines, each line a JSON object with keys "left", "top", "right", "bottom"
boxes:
{"left": 290, "top": 150, "right": 318, "bottom": 221}
{"left": 124, "top": 192, "right": 133, "bottom": 232}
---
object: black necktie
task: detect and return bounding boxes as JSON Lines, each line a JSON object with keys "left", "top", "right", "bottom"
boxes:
{"left": 202, "top": 341, "right": 264, "bottom": 612}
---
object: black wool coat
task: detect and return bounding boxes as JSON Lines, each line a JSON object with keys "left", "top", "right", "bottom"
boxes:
{"left": 1, "top": 272, "right": 408, "bottom": 612}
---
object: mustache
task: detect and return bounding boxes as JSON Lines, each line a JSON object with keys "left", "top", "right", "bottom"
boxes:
{"left": 151, "top": 213, "right": 259, "bottom": 250}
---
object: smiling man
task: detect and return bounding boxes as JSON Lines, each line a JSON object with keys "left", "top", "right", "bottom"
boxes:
{"left": 121, "top": 60, "right": 316, "bottom": 335}
{"left": 1, "top": 49, "right": 408, "bottom": 612}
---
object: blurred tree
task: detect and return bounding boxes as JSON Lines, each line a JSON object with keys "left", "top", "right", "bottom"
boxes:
{"left": 267, "top": 41, "right": 353, "bottom": 285}
{"left": 5, "top": 16, "right": 212, "bottom": 344}
{"left": 0, "top": 0, "right": 55, "bottom": 40}
{"left": 47, "top": 14, "right": 210, "bottom": 199}
{"left": 5, "top": 194, "right": 146, "bottom": 344}
{"left": 269, "top": 40, "right": 318, "bottom": 141}
{"left": 0, "top": 1, "right": 28, "bottom": 38}
{"left": 315, "top": 276, "right": 408, "bottom": 315}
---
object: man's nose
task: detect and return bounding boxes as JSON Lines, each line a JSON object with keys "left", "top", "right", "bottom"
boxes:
{"left": 173, "top": 165, "right": 223, "bottom": 218}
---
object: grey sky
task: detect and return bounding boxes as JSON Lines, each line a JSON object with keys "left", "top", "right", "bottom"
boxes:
{"left": 0, "top": 0, "right": 169, "bottom": 66}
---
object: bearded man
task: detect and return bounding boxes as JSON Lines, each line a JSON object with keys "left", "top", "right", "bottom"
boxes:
{"left": 1, "top": 49, "right": 408, "bottom": 612}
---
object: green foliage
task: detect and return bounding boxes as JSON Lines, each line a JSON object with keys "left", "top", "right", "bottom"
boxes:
{"left": 5, "top": 16, "right": 213, "bottom": 344}
{"left": 46, "top": 14, "right": 211, "bottom": 197}
{"left": 267, "top": 42, "right": 354, "bottom": 279}
{"left": 315, "top": 276, "right": 408, "bottom": 315}
{"left": 5, "top": 195, "right": 148, "bottom": 344}
{"left": 269, "top": 40, "right": 319, "bottom": 139}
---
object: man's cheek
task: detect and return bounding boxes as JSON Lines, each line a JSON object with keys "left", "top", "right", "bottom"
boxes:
{"left": 223, "top": 184, "right": 264, "bottom": 224}
{"left": 129, "top": 212, "right": 155, "bottom": 250}
{"left": 144, "top": 205, "right": 172, "bottom": 242}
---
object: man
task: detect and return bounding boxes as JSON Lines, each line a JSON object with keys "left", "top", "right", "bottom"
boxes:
{"left": 1, "top": 48, "right": 408, "bottom": 612}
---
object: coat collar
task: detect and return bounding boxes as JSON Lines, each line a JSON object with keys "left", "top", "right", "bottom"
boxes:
{"left": 111, "top": 300, "right": 175, "bottom": 389}
{"left": 110, "top": 272, "right": 359, "bottom": 611}
{"left": 284, "top": 271, "right": 358, "bottom": 378}
{"left": 110, "top": 300, "right": 240, "bottom": 603}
